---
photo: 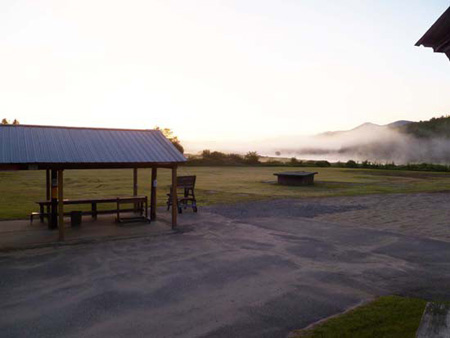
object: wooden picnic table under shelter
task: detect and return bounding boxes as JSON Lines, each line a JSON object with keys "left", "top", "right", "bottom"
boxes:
{"left": 0, "top": 124, "right": 187, "bottom": 241}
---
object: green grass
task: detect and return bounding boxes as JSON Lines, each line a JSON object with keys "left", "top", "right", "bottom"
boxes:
{"left": 2, "top": 166, "right": 450, "bottom": 219}
{"left": 292, "top": 296, "right": 427, "bottom": 338}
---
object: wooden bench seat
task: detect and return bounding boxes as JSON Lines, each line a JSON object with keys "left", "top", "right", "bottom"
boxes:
{"left": 33, "top": 196, "right": 149, "bottom": 225}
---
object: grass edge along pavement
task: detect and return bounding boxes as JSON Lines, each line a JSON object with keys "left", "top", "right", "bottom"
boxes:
{"left": 290, "top": 296, "right": 427, "bottom": 338}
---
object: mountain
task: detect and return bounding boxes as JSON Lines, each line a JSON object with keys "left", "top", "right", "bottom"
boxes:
{"left": 387, "top": 120, "right": 412, "bottom": 128}
{"left": 184, "top": 117, "right": 450, "bottom": 164}
{"left": 352, "top": 122, "right": 382, "bottom": 130}
{"left": 278, "top": 117, "right": 450, "bottom": 164}
{"left": 321, "top": 120, "right": 412, "bottom": 137}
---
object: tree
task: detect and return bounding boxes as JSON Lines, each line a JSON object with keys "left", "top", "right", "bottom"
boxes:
{"left": 155, "top": 126, "right": 184, "bottom": 154}
{"left": 1, "top": 118, "right": 19, "bottom": 125}
{"left": 290, "top": 157, "right": 298, "bottom": 164}
{"left": 345, "top": 160, "right": 358, "bottom": 168}
{"left": 315, "top": 160, "right": 331, "bottom": 167}
{"left": 201, "top": 149, "right": 211, "bottom": 158}
{"left": 244, "top": 151, "right": 260, "bottom": 164}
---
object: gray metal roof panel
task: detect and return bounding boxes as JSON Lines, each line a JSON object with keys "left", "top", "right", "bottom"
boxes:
{"left": 0, "top": 125, "right": 186, "bottom": 164}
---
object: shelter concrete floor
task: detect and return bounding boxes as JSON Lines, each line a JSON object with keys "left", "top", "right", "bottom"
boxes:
{"left": 0, "top": 213, "right": 173, "bottom": 251}
{"left": 1, "top": 193, "right": 450, "bottom": 337}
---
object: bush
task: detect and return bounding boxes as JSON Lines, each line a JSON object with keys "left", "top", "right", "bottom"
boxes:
{"left": 289, "top": 157, "right": 301, "bottom": 166}
{"left": 244, "top": 151, "right": 260, "bottom": 165}
{"left": 264, "top": 160, "right": 284, "bottom": 166}
{"left": 225, "top": 153, "right": 242, "bottom": 163}
{"left": 345, "top": 160, "right": 358, "bottom": 168}
{"left": 361, "top": 160, "right": 371, "bottom": 168}
{"left": 315, "top": 160, "right": 331, "bottom": 167}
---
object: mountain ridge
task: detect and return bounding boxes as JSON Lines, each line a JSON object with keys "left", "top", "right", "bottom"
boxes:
{"left": 321, "top": 120, "right": 413, "bottom": 137}
{"left": 288, "top": 116, "right": 450, "bottom": 164}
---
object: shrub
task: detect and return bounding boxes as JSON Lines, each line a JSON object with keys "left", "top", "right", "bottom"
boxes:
{"left": 315, "top": 160, "right": 331, "bottom": 167}
{"left": 345, "top": 160, "right": 358, "bottom": 168}
{"left": 264, "top": 160, "right": 284, "bottom": 166}
{"left": 244, "top": 151, "right": 260, "bottom": 165}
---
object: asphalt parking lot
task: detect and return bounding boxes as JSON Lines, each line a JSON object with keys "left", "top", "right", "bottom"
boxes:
{"left": 1, "top": 196, "right": 450, "bottom": 337}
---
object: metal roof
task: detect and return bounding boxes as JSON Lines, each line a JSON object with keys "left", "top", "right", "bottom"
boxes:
{"left": 416, "top": 6, "right": 450, "bottom": 60}
{"left": 0, "top": 125, "right": 186, "bottom": 168}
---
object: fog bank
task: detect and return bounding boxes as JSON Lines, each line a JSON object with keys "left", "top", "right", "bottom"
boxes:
{"left": 185, "top": 124, "right": 450, "bottom": 164}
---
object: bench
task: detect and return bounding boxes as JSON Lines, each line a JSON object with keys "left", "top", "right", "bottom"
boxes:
{"left": 33, "top": 196, "right": 149, "bottom": 225}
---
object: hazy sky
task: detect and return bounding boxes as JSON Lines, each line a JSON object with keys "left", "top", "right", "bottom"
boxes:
{"left": 1, "top": 0, "right": 449, "bottom": 145}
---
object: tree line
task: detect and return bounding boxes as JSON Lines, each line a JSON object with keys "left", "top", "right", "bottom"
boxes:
{"left": 1, "top": 118, "right": 20, "bottom": 125}
{"left": 185, "top": 149, "right": 450, "bottom": 172}
{"left": 400, "top": 115, "right": 450, "bottom": 139}
{"left": 337, "top": 159, "right": 450, "bottom": 172}
{"left": 186, "top": 150, "right": 333, "bottom": 167}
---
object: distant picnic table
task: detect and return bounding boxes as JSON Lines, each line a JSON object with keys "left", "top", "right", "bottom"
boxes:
{"left": 34, "top": 196, "right": 148, "bottom": 224}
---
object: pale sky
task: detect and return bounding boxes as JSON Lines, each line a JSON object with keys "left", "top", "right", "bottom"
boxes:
{"left": 0, "top": 0, "right": 449, "bottom": 146}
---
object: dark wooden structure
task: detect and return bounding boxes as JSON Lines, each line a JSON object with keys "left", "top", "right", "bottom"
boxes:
{"left": 0, "top": 125, "right": 187, "bottom": 241}
{"left": 33, "top": 196, "right": 148, "bottom": 224}
{"left": 416, "top": 6, "right": 450, "bottom": 60}
{"left": 274, "top": 171, "right": 318, "bottom": 186}
{"left": 167, "top": 175, "right": 198, "bottom": 213}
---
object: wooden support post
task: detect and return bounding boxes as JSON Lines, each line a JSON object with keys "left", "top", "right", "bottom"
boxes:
{"left": 133, "top": 168, "right": 138, "bottom": 195}
{"left": 92, "top": 203, "right": 97, "bottom": 220}
{"left": 150, "top": 167, "right": 157, "bottom": 221}
{"left": 45, "top": 169, "right": 50, "bottom": 221}
{"left": 145, "top": 196, "right": 148, "bottom": 219}
{"left": 58, "top": 170, "right": 64, "bottom": 241}
{"left": 49, "top": 170, "right": 58, "bottom": 230}
{"left": 171, "top": 166, "right": 177, "bottom": 229}
{"left": 46, "top": 169, "right": 51, "bottom": 200}
{"left": 116, "top": 198, "right": 120, "bottom": 223}
{"left": 133, "top": 168, "right": 138, "bottom": 211}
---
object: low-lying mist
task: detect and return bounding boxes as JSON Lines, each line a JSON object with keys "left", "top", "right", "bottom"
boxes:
{"left": 185, "top": 123, "right": 450, "bottom": 164}
{"left": 272, "top": 126, "right": 450, "bottom": 164}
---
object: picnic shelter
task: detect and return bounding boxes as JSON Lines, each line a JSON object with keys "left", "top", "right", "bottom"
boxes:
{"left": 0, "top": 124, "right": 187, "bottom": 241}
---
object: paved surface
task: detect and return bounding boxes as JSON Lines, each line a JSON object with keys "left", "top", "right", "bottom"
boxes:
{"left": 207, "top": 192, "right": 450, "bottom": 242}
{"left": 1, "top": 194, "right": 450, "bottom": 337}
{"left": 0, "top": 213, "right": 173, "bottom": 251}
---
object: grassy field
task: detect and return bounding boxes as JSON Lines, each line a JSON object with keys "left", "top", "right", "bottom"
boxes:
{"left": 292, "top": 296, "right": 427, "bottom": 337}
{"left": 2, "top": 166, "right": 450, "bottom": 219}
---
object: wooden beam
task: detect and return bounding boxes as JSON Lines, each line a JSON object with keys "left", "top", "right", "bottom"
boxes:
{"left": 150, "top": 167, "right": 157, "bottom": 220}
{"left": 46, "top": 169, "right": 50, "bottom": 201}
{"left": 49, "top": 170, "right": 58, "bottom": 230}
{"left": 0, "top": 162, "right": 186, "bottom": 171}
{"left": 133, "top": 168, "right": 138, "bottom": 196}
{"left": 58, "top": 170, "right": 65, "bottom": 241}
{"left": 171, "top": 166, "right": 177, "bottom": 229}
{"left": 35, "top": 162, "right": 184, "bottom": 170}
{"left": 45, "top": 169, "right": 51, "bottom": 222}
{"left": 133, "top": 168, "right": 138, "bottom": 211}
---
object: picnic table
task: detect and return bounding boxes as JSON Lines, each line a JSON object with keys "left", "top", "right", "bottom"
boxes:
{"left": 34, "top": 196, "right": 149, "bottom": 224}
{"left": 274, "top": 171, "right": 318, "bottom": 186}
